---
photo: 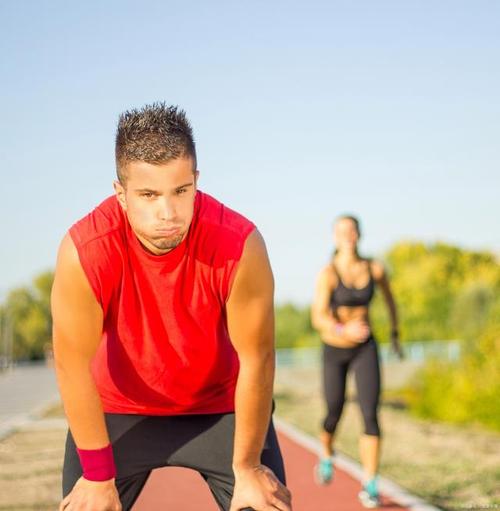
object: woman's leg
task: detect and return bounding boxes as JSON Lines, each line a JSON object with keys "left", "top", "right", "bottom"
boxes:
{"left": 321, "top": 344, "right": 350, "bottom": 457}
{"left": 352, "top": 338, "right": 381, "bottom": 480}
{"left": 359, "top": 434, "right": 380, "bottom": 479}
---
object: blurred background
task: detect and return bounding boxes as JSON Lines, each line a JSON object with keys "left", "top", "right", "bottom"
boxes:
{"left": 0, "top": 1, "right": 498, "bottom": 510}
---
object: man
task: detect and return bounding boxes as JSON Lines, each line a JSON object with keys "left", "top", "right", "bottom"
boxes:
{"left": 51, "top": 103, "right": 291, "bottom": 511}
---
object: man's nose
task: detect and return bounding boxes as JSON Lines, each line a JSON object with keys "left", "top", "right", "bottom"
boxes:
{"left": 157, "top": 197, "right": 175, "bottom": 220}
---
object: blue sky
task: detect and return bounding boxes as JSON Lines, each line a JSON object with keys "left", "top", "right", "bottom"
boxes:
{"left": 1, "top": 0, "right": 499, "bottom": 304}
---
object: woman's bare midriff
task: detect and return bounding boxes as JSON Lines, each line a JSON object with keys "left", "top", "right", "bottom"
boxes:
{"left": 321, "top": 305, "right": 372, "bottom": 348}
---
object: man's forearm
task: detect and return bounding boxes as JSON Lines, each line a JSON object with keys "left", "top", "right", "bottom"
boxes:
{"left": 232, "top": 349, "right": 275, "bottom": 472}
{"left": 55, "top": 359, "right": 110, "bottom": 449}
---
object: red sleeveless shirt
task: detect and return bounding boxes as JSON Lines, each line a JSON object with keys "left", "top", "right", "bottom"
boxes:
{"left": 69, "top": 190, "right": 255, "bottom": 415}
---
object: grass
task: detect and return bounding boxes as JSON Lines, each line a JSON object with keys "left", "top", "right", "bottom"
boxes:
{"left": 0, "top": 428, "right": 66, "bottom": 510}
{"left": 40, "top": 403, "right": 64, "bottom": 418}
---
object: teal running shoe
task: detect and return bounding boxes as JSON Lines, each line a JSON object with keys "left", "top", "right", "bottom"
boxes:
{"left": 314, "top": 457, "right": 334, "bottom": 485}
{"left": 358, "top": 477, "right": 381, "bottom": 508}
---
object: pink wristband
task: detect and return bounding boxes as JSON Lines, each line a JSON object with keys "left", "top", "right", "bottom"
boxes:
{"left": 334, "top": 323, "right": 344, "bottom": 335}
{"left": 76, "top": 444, "right": 116, "bottom": 481}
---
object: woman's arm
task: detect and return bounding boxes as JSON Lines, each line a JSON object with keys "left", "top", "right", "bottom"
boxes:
{"left": 371, "top": 261, "right": 403, "bottom": 358}
{"left": 311, "top": 266, "right": 336, "bottom": 332}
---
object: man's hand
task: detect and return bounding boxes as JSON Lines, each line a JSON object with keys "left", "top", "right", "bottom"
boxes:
{"left": 230, "top": 464, "right": 292, "bottom": 511}
{"left": 59, "top": 476, "right": 121, "bottom": 511}
{"left": 342, "top": 320, "right": 371, "bottom": 343}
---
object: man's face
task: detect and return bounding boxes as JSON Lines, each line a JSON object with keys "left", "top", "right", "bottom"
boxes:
{"left": 114, "top": 157, "right": 199, "bottom": 255}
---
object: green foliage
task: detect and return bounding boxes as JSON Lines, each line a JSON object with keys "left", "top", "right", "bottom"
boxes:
{"left": 373, "top": 241, "right": 500, "bottom": 342}
{"left": 449, "top": 282, "right": 496, "bottom": 343}
{"left": 1, "top": 271, "right": 54, "bottom": 361}
{"left": 275, "top": 303, "right": 318, "bottom": 348}
{"left": 404, "top": 290, "right": 500, "bottom": 430}
{"left": 406, "top": 323, "right": 500, "bottom": 431}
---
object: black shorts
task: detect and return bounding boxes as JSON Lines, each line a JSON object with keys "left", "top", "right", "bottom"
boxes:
{"left": 62, "top": 411, "right": 286, "bottom": 511}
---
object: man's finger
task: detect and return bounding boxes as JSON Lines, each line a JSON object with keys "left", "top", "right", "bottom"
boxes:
{"left": 275, "top": 487, "right": 292, "bottom": 505}
{"left": 265, "top": 505, "right": 290, "bottom": 511}
{"left": 270, "top": 502, "right": 292, "bottom": 511}
{"left": 272, "top": 491, "right": 293, "bottom": 509}
{"left": 59, "top": 493, "right": 71, "bottom": 511}
{"left": 272, "top": 481, "right": 291, "bottom": 498}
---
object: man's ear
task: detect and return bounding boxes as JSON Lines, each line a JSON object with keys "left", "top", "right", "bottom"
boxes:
{"left": 113, "top": 180, "right": 127, "bottom": 211}
{"left": 194, "top": 170, "right": 200, "bottom": 188}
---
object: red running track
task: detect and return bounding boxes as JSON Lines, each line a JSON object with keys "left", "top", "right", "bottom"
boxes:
{"left": 133, "top": 428, "right": 410, "bottom": 511}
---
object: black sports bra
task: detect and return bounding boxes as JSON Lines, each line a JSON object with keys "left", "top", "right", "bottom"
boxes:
{"left": 329, "top": 261, "right": 375, "bottom": 309}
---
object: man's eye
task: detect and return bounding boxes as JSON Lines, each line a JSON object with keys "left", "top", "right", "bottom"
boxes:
{"left": 142, "top": 192, "right": 154, "bottom": 198}
{"left": 176, "top": 188, "right": 187, "bottom": 195}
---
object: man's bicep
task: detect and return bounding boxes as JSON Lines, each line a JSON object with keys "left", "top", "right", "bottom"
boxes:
{"left": 225, "top": 230, "right": 274, "bottom": 356}
{"left": 51, "top": 233, "right": 104, "bottom": 362}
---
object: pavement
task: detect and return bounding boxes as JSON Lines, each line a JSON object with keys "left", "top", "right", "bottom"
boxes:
{"left": 0, "top": 362, "right": 60, "bottom": 440}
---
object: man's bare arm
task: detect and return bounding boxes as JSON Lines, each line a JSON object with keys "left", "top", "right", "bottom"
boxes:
{"left": 51, "top": 233, "right": 109, "bottom": 449}
{"left": 53, "top": 234, "right": 122, "bottom": 509}
{"left": 226, "top": 229, "right": 275, "bottom": 471}
{"left": 226, "top": 229, "right": 292, "bottom": 511}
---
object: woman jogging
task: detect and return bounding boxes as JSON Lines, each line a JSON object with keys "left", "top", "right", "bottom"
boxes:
{"left": 311, "top": 215, "right": 402, "bottom": 508}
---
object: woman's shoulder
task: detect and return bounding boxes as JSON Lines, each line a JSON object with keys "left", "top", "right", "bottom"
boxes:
{"left": 365, "top": 257, "right": 385, "bottom": 281}
{"left": 317, "top": 263, "right": 339, "bottom": 287}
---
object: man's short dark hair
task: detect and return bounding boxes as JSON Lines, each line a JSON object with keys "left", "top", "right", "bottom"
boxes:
{"left": 115, "top": 102, "right": 197, "bottom": 184}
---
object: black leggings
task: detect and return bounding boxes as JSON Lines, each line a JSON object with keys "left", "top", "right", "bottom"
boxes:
{"left": 62, "top": 412, "right": 285, "bottom": 511}
{"left": 322, "top": 337, "right": 381, "bottom": 437}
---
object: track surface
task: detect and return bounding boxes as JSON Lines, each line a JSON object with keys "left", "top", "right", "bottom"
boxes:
{"left": 133, "top": 429, "right": 410, "bottom": 511}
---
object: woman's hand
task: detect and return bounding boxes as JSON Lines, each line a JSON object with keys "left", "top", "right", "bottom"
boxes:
{"left": 390, "top": 329, "right": 404, "bottom": 360}
{"left": 342, "top": 320, "right": 371, "bottom": 343}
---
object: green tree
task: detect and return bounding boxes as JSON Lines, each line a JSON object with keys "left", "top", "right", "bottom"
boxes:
{"left": 1, "top": 270, "right": 54, "bottom": 361}
{"left": 374, "top": 241, "right": 500, "bottom": 342}
{"left": 449, "top": 281, "right": 496, "bottom": 343}
{"left": 275, "top": 303, "right": 317, "bottom": 348}
{"left": 406, "top": 322, "right": 500, "bottom": 431}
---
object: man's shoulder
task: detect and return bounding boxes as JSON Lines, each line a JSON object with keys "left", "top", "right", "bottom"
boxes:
{"left": 69, "top": 195, "right": 124, "bottom": 249}
{"left": 194, "top": 191, "right": 256, "bottom": 265}
{"left": 64, "top": 196, "right": 124, "bottom": 310}
{"left": 197, "top": 191, "right": 255, "bottom": 236}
